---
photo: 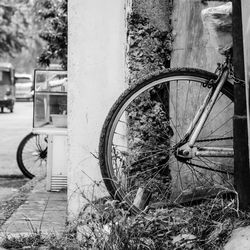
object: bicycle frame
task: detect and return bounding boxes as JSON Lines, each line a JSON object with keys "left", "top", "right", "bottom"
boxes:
{"left": 176, "top": 65, "right": 234, "bottom": 159}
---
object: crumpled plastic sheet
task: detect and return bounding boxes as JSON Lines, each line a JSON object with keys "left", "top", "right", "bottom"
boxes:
{"left": 201, "top": 2, "right": 232, "bottom": 54}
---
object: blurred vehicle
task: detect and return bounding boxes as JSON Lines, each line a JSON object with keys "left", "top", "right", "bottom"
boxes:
{"left": 15, "top": 73, "right": 33, "bottom": 101}
{"left": 0, "top": 63, "right": 15, "bottom": 113}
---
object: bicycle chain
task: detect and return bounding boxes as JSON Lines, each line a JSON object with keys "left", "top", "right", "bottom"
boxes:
{"left": 210, "top": 61, "right": 246, "bottom": 86}
{"left": 228, "top": 63, "right": 245, "bottom": 86}
{"left": 203, "top": 62, "right": 225, "bottom": 88}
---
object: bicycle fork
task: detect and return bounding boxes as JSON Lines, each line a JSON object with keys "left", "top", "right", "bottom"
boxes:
{"left": 176, "top": 68, "right": 234, "bottom": 160}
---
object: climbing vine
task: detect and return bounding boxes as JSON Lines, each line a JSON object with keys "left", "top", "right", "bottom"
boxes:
{"left": 124, "top": 4, "right": 174, "bottom": 198}
{"left": 127, "top": 4, "right": 173, "bottom": 85}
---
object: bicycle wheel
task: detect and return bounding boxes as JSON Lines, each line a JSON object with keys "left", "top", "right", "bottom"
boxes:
{"left": 16, "top": 132, "right": 48, "bottom": 179}
{"left": 99, "top": 68, "right": 234, "bottom": 214}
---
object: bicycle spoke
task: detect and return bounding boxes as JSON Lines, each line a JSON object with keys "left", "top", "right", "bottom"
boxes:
{"left": 99, "top": 69, "right": 234, "bottom": 214}
{"left": 17, "top": 133, "right": 48, "bottom": 178}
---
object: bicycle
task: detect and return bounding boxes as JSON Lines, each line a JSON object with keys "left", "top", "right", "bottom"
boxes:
{"left": 16, "top": 132, "right": 48, "bottom": 179}
{"left": 99, "top": 49, "right": 238, "bottom": 215}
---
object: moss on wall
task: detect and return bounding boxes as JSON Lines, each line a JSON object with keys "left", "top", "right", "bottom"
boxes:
{"left": 127, "top": 0, "right": 173, "bottom": 85}
{"left": 132, "top": 0, "right": 172, "bottom": 32}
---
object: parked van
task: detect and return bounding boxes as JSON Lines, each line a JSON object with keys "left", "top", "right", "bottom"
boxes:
{"left": 15, "top": 73, "right": 33, "bottom": 101}
{"left": 0, "top": 63, "right": 15, "bottom": 113}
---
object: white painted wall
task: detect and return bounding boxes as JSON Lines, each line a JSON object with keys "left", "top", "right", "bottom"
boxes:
{"left": 68, "top": 0, "right": 127, "bottom": 220}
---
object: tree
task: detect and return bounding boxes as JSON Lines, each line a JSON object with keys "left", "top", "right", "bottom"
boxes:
{"left": 34, "top": 0, "right": 67, "bottom": 69}
{"left": 0, "top": 0, "right": 31, "bottom": 57}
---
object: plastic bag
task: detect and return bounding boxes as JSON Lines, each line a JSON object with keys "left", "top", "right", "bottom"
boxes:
{"left": 201, "top": 2, "right": 232, "bottom": 54}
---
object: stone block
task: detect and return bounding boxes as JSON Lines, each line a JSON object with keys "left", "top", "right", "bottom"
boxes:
{"left": 224, "top": 226, "right": 250, "bottom": 250}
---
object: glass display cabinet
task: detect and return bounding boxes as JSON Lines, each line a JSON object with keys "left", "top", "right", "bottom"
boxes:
{"left": 33, "top": 69, "right": 68, "bottom": 191}
{"left": 33, "top": 69, "right": 67, "bottom": 130}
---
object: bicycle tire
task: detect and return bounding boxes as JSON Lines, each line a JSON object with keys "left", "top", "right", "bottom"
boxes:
{"left": 99, "top": 68, "right": 234, "bottom": 214}
{"left": 16, "top": 132, "right": 48, "bottom": 179}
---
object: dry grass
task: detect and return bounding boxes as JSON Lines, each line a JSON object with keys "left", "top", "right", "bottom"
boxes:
{"left": 73, "top": 189, "right": 250, "bottom": 250}
{"left": 2, "top": 190, "right": 250, "bottom": 249}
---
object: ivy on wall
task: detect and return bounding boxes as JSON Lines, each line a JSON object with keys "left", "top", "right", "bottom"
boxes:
{"left": 127, "top": 2, "right": 173, "bottom": 85}
{"left": 125, "top": 2, "right": 174, "bottom": 193}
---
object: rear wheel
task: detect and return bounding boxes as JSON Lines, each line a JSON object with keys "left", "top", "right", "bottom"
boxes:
{"left": 99, "top": 68, "right": 234, "bottom": 214}
{"left": 16, "top": 132, "right": 48, "bottom": 179}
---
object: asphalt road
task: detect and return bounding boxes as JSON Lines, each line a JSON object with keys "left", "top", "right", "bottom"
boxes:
{"left": 0, "top": 100, "right": 33, "bottom": 200}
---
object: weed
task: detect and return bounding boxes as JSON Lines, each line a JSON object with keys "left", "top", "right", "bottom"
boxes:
{"left": 73, "top": 188, "right": 248, "bottom": 250}
{"left": 1, "top": 233, "right": 45, "bottom": 249}
{"left": 1, "top": 189, "right": 250, "bottom": 249}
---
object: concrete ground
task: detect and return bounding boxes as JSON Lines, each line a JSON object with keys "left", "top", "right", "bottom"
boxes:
{"left": 0, "top": 178, "right": 67, "bottom": 239}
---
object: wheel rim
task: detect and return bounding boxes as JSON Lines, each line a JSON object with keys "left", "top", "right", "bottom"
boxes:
{"left": 21, "top": 134, "right": 48, "bottom": 178}
{"left": 104, "top": 74, "right": 234, "bottom": 212}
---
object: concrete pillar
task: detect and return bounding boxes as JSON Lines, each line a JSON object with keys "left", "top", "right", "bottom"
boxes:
{"left": 67, "top": 0, "right": 127, "bottom": 220}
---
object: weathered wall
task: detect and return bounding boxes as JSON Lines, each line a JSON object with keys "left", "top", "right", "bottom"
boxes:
{"left": 127, "top": 0, "right": 173, "bottom": 86}
{"left": 171, "top": 0, "right": 225, "bottom": 71}
{"left": 170, "top": 0, "right": 234, "bottom": 190}
{"left": 67, "top": 0, "right": 127, "bottom": 220}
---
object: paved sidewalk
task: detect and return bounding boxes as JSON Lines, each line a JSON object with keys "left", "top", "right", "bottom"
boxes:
{"left": 0, "top": 178, "right": 67, "bottom": 238}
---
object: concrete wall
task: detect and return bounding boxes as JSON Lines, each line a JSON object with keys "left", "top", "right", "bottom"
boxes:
{"left": 171, "top": 0, "right": 224, "bottom": 71}
{"left": 67, "top": 0, "right": 127, "bottom": 220}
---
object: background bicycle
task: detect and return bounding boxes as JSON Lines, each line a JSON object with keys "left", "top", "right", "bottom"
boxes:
{"left": 16, "top": 132, "right": 48, "bottom": 179}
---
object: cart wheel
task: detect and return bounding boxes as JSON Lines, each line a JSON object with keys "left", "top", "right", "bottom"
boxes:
{"left": 1, "top": 107, "right": 3, "bottom": 113}
{"left": 16, "top": 132, "right": 48, "bottom": 179}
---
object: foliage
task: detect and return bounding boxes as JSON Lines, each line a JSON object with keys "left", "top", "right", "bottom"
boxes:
{"left": 71, "top": 189, "right": 246, "bottom": 249}
{"left": 127, "top": 12, "right": 173, "bottom": 85}
{"left": 60, "top": 194, "right": 250, "bottom": 250}
{"left": 1, "top": 194, "right": 244, "bottom": 250}
{"left": 2, "top": 234, "right": 45, "bottom": 249}
{"left": 1, "top": 187, "right": 250, "bottom": 250}
{"left": 34, "top": 0, "right": 67, "bottom": 69}
{"left": 1, "top": 232, "right": 83, "bottom": 249}
{"left": 124, "top": 93, "right": 172, "bottom": 202}
{"left": 125, "top": 9, "right": 174, "bottom": 203}
{"left": 0, "top": 0, "right": 32, "bottom": 57}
